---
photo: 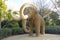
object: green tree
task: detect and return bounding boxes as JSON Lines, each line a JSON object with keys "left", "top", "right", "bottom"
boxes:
{"left": 45, "top": 11, "right": 59, "bottom": 26}
{"left": 0, "top": 0, "right": 7, "bottom": 19}
{"left": 0, "top": 0, "right": 7, "bottom": 28}
{"left": 50, "top": 11, "right": 59, "bottom": 20}
{"left": 50, "top": 11, "right": 59, "bottom": 26}
{"left": 6, "top": 9, "right": 13, "bottom": 20}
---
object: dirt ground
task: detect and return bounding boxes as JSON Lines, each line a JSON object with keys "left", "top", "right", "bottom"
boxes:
{"left": 2, "top": 34, "right": 60, "bottom": 40}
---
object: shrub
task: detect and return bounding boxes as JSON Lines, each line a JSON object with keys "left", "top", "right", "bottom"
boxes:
{"left": 0, "top": 27, "right": 24, "bottom": 40}
{"left": 0, "top": 28, "right": 4, "bottom": 39}
{"left": 1, "top": 20, "right": 8, "bottom": 28}
{"left": 0, "top": 28, "right": 12, "bottom": 39}
{"left": 1, "top": 20, "right": 19, "bottom": 28}
{"left": 45, "top": 25, "right": 60, "bottom": 34}
{"left": 12, "top": 27, "right": 24, "bottom": 35}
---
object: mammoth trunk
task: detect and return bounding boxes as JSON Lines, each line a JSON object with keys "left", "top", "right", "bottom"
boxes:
{"left": 22, "top": 20, "right": 29, "bottom": 32}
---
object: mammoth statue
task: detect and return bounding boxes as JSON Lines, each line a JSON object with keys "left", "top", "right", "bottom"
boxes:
{"left": 11, "top": 3, "right": 51, "bottom": 36}
{"left": 21, "top": 3, "right": 45, "bottom": 36}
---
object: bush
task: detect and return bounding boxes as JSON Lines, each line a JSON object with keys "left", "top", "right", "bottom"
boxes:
{"left": 1, "top": 20, "right": 19, "bottom": 28}
{"left": 45, "top": 25, "right": 60, "bottom": 34}
{"left": 12, "top": 27, "right": 24, "bottom": 35}
{"left": 0, "top": 27, "right": 24, "bottom": 40}
{"left": 0, "top": 28, "right": 12, "bottom": 39}
{"left": 1, "top": 20, "right": 8, "bottom": 28}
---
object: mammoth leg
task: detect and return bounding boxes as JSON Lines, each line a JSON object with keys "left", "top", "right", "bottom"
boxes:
{"left": 41, "top": 24, "right": 45, "bottom": 34}
{"left": 22, "top": 19, "right": 29, "bottom": 32}
{"left": 35, "top": 22, "right": 40, "bottom": 36}
{"left": 29, "top": 23, "right": 33, "bottom": 36}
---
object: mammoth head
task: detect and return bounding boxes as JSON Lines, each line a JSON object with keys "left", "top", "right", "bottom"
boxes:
{"left": 23, "top": 7, "right": 37, "bottom": 18}
{"left": 20, "top": 3, "right": 39, "bottom": 20}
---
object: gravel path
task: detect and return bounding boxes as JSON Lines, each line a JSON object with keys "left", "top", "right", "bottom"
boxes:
{"left": 2, "top": 34, "right": 60, "bottom": 40}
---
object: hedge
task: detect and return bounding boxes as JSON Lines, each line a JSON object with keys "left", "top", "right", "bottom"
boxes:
{"left": 1, "top": 20, "right": 21, "bottom": 28}
{"left": 0, "top": 27, "right": 24, "bottom": 40}
{"left": 45, "top": 25, "right": 60, "bottom": 34}
{"left": 0, "top": 25, "right": 60, "bottom": 40}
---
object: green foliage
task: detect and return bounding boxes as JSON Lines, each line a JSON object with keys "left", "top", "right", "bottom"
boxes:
{"left": 6, "top": 9, "right": 13, "bottom": 20}
{"left": 7, "top": 20, "right": 19, "bottom": 28}
{"left": 0, "top": 0, "right": 2, "bottom": 8}
{"left": 12, "top": 27, "right": 24, "bottom": 35}
{"left": 1, "top": 20, "right": 19, "bottom": 28}
{"left": 2, "top": 1, "right": 7, "bottom": 11}
{"left": 45, "top": 25, "right": 60, "bottom": 34}
{"left": 0, "top": 28, "right": 12, "bottom": 39}
{"left": 0, "top": 0, "right": 7, "bottom": 29}
{"left": 1, "top": 0, "right": 7, "bottom": 11}
{"left": 45, "top": 11, "right": 60, "bottom": 26}
{"left": 50, "top": 11, "right": 59, "bottom": 20}
{"left": 0, "top": 28, "right": 24, "bottom": 39}
{"left": 56, "top": 19, "right": 60, "bottom": 26}
{"left": 13, "top": 11, "right": 18, "bottom": 14}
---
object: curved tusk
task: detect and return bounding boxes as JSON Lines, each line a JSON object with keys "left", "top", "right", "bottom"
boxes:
{"left": 10, "top": 12, "right": 20, "bottom": 20}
